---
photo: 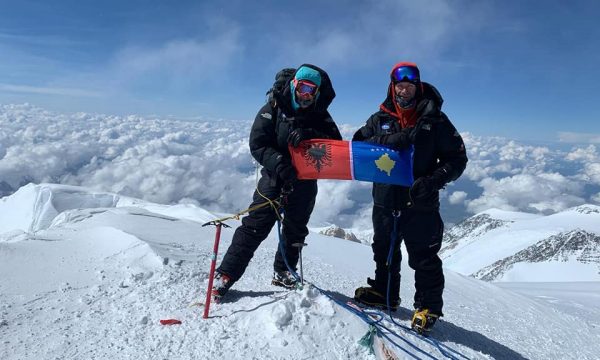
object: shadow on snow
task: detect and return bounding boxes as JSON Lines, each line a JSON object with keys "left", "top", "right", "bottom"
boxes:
{"left": 325, "top": 290, "right": 528, "bottom": 360}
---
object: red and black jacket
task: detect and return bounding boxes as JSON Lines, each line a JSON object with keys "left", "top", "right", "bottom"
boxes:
{"left": 353, "top": 82, "right": 468, "bottom": 210}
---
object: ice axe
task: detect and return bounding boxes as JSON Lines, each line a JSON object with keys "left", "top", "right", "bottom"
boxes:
{"left": 292, "top": 242, "right": 308, "bottom": 285}
{"left": 202, "top": 220, "right": 230, "bottom": 319}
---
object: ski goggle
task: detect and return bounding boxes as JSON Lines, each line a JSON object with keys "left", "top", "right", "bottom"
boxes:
{"left": 293, "top": 79, "right": 319, "bottom": 97}
{"left": 392, "top": 66, "right": 420, "bottom": 83}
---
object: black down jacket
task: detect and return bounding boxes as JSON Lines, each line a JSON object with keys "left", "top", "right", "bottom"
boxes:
{"left": 353, "top": 82, "right": 468, "bottom": 210}
{"left": 250, "top": 64, "right": 342, "bottom": 181}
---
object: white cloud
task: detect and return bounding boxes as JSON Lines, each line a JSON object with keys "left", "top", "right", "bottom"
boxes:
{"left": 0, "top": 83, "right": 102, "bottom": 97}
{"left": 313, "top": 180, "right": 357, "bottom": 224}
{"left": 0, "top": 104, "right": 254, "bottom": 213}
{"left": 449, "top": 191, "right": 468, "bottom": 205}
{"left": 583, "top": 163, "right": 600, "bottom": 185}
{"left": 565, "top": 145, "right": 598, "bottom": 162}
{"left": 558, "top": 132, "right": 600, "bottom": 144}
{"left": 0, "top": 105, "right": 373, "bottom": 228}
{"left": 113, "top": 32, "right": 242, "bottom": 83}
{"left": 278, "top": 0, "right": 486, "bottom": 68}
{"left": 466, "top": 173, "right": 585, "bottom": 214}
{"left": 461, "top": 135, "right": 557, "bottom": 181}
{"left": 1, "top": 104, "right": 598, "bottom": 228}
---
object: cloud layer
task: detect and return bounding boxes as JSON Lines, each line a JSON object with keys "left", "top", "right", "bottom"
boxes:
{"left": 1, "top": 104, "right": 599, "bottom": 229}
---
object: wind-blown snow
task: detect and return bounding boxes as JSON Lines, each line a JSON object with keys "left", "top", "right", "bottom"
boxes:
{"left": 1, "top": 184, "right": 599, "bottom": 359}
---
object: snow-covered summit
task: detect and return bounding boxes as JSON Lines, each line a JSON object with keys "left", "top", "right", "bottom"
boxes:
{"left": 1, "top": 183, "right": 599, "bottom": 359}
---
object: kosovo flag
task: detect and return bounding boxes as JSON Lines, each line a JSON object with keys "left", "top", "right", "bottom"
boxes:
{"left": 289, "top": 140, "right": 414, "bottom": 186}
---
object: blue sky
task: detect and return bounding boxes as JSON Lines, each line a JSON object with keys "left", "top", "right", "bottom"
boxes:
{"left": 1, "top": 0, "right": 599, "bottom": 142}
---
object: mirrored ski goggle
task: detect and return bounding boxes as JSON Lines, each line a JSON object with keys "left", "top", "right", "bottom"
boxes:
{"left": 392, "top": 66, "right": 420, "bottom": 83}
{"left": 294, "top": 79, "right": 319, "bottom": 96}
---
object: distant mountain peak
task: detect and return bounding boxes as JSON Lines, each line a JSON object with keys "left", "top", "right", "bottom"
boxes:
{"left": 473, "top": 229, "right": 600, "bottom": 281}
{"left": 318, "top": 225, "right": 360, "bottom": 243}
{"left": 569, "top": 204, "right": 600, "bottom": 215}
{"left": 442, "top": 213, "right": 510, "bottom": 252}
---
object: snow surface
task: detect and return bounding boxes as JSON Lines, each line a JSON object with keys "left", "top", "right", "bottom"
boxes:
{"left": 1, "top": 184, "right": 599, "bottom": 359}
{"left": 441, "top": 206, "right": 600, "bottom": 280}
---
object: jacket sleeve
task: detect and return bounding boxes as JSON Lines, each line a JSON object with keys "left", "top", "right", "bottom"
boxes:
{"left": 352, "top": 114, "right": 378, "bottom": 142}
{"left": 433, "top": 114, "right": 468, "bottom": 185}
{"left": 249, "top": 104, "right": 287, "bottom": 173}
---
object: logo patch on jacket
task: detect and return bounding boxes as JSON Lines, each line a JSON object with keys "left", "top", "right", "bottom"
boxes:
{"left": 261, "top": 112, "right": 272, "bottom": 120}
{"left": 422, "top": 124, "right": 432, "bottom": 131}
{"left": 381, "top": 124, "right": 390, "bottom": 130}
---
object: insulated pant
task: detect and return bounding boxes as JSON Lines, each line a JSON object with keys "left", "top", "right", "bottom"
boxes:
{"left": 371, "top": 206, "right": 445, "bottom": 314}
{"left": 217, "top": 171, "right": 317, "bottom": 282}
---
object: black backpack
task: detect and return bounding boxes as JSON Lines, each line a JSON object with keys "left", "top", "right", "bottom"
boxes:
{"left": 266, "top": 68, "right": 296, "bottom": 107}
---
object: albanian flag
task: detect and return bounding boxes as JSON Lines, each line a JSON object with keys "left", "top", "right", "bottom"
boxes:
{"left": 289, "top": 140, "right": 414, "bottom": 186}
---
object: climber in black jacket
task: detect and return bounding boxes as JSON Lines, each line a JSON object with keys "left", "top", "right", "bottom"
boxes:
{"left": 353, "top": 62, "right": 467, "bottom": 333}
{"left": 212, "top": 64, "right": 342, "bottom": 301}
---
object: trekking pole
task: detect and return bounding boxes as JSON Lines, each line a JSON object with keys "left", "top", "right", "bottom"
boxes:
{"left": 202, "top": 220, "right": 230, "bottom": 319}
{"left": 292, "top": 243, "right": 308, "bottom": 286}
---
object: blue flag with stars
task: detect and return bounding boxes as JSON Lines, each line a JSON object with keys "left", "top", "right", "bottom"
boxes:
{"left": 351, "top": 142, "right": 414, "bottom": 186}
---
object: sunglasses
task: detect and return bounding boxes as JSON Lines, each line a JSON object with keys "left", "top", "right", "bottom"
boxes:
{"left": 294, "top": 79, "right": 319, "bottom": 97}
{"left": 392, "top": 66, "right": 420, "bottom": 83}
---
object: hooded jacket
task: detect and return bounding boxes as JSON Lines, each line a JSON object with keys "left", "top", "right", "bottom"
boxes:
{"left": 249, "top": 64, "right": 342, "bottom": 180}
{"left": 353, "top": 80, "right": 468, "bottom": 210}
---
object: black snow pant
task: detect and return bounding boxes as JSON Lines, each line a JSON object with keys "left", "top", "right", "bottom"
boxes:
{"left": 217, "top": 170, "right": 317, "bottom": 282}
{"left": 371, "top": 205, "right": 445, "bottom": 314}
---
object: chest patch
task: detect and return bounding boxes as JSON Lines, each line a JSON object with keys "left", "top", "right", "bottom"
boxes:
{"left": 381, "top": 124, "right": 390, "bottom": 130}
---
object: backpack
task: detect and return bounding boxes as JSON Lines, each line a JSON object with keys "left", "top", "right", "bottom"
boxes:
{"left": 266, "top": 68, "right": 296, "bottom": 107}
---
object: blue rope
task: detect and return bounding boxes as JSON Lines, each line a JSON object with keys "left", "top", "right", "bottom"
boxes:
{"left": 275, "top": 210, "right": 426, "bottom": 359}
{"left": 385, "top": 212, "right": 401, "bottom": 313}
{"left": 310, "top": 282, "right": 426, "bottom": 360}
{"left": 384, "top": 211, "right": 470, "bottom": 360}
{"left": 275, "top": 208, "right": 301, "bottom": 281}
{"left": 386, "top": 211, "right": 400, "bottom": 266}
{"left": 275, "top": 205, "right": 467, "bottom": 359}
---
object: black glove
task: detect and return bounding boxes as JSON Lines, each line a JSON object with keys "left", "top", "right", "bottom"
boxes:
{"left": 409, "top": 177, "right": 438, "bottom": 207}
{"left": 287, "top": 128, "right": 317, "bottom": 148}
{"left": 275, "top": 163, "right": 297, "bottom": 183}
{"left": 409, "top": 168, "right": 450, "bottom": 207}
{"left": 377, "top": 127, "right": 414, "bottom": 150}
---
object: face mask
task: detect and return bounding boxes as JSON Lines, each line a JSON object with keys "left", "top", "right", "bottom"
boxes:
{"left": 296, "top": 97, "right": 315, "bottom": 108}
{"left": 395, "top": 95, "right": 416, "bottom": 109}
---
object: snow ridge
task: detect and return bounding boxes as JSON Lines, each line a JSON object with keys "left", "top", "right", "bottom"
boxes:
{"left": 442, "top": 213, "right": 511, "bottom": 252}
{"left": 475, "top": 229, "right": 600, "bottom": 281}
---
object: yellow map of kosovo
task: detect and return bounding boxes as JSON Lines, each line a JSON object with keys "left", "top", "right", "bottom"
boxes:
{"left": 375, "top": 153, "right": 396, "bottom": 176}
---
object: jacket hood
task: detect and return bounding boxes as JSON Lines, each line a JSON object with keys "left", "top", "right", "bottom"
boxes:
{"left": 274, "top": 63, "right": 336, "bottom": 116}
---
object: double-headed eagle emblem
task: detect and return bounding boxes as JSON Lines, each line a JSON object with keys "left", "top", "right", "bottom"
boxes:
{"left": 302, "top": 142, "right": 333, "bottom": 173}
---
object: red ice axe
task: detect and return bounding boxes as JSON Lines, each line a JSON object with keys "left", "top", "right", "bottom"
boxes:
{"left": 202, "top": 220, "right": 230, "bottom": 319}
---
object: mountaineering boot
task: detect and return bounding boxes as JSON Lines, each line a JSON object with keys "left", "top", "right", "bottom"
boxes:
{"left": 211, "top": 272, "right": 233, "bottom": 303}
{"left": 354, "top": 281, "right": 399, "bottom": 311}
{"left": 271, "top": 270, "right": 298, "bottom": 289}
{"left": 411, "top": 308, "right": 440, "bottom": 335}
